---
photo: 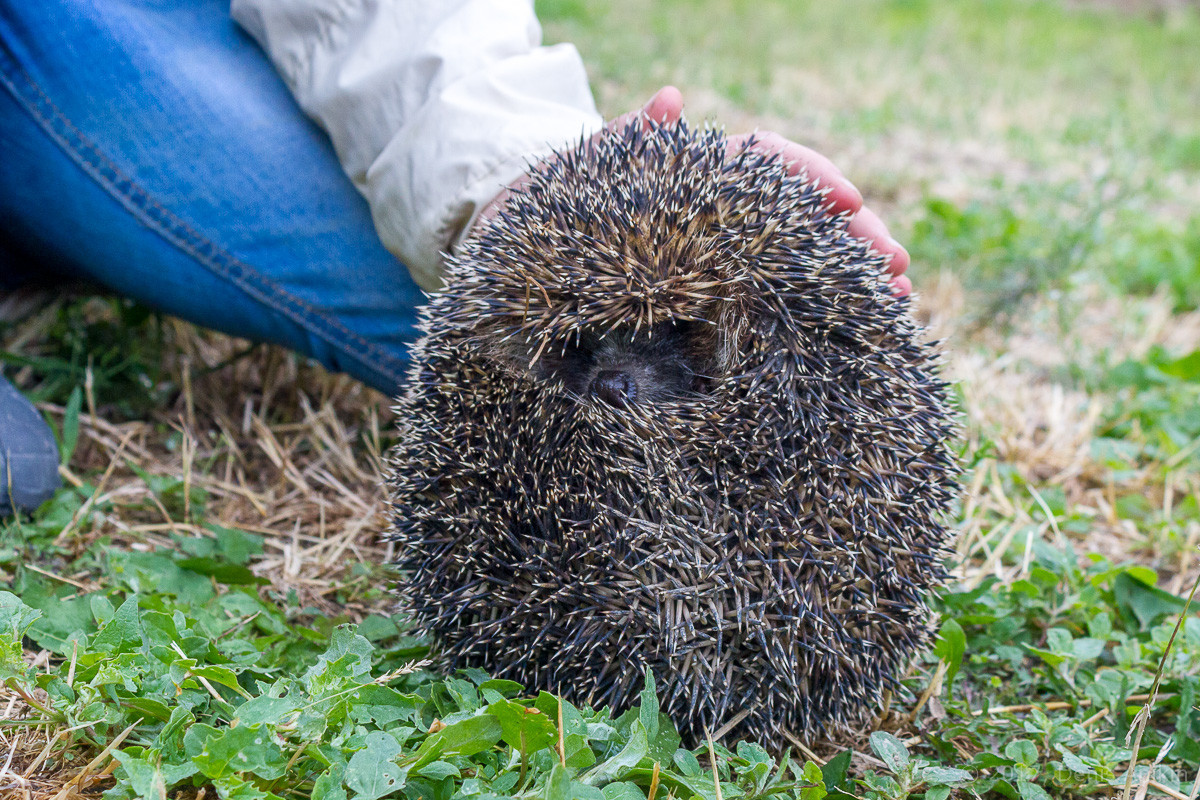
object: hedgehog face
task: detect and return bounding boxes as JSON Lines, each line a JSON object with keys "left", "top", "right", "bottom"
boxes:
{"left": 530, "top": 321, "right": 713, "bottom": 408}
{"left": 388, "top": 119, "right": 958, "bottom": 744}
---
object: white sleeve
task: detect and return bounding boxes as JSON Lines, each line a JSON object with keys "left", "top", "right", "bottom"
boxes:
{"left": 231, "top": 0, "right": 604, "bottom": 290}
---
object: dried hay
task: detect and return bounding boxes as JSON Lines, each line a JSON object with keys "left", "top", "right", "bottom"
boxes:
{"left": 917, "top": 276, "right": 1200, "bottom": 590}
{"left": 2, "top": 295, "right": 397, "bottom": 796}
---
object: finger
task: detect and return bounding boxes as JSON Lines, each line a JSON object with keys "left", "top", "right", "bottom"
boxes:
{"left": 846, "top": 206, "right": 909, "bottom": 277}
{"left": 737, "top": 132, "right": 863, "bottom": 214}
{"left": 879, "top": 237, "right": 910, "bottom": 277}
{"left": 890, "top": 273, "right": 913, "bottom": 298}
{"left": 607, "top": 86, "right": 684, "bottom": 132}
{"left": 846, "top": 204, "right": 887, "bottom": 242}
{"left": 641, "top": 85, "right": 683, "bottom": 125}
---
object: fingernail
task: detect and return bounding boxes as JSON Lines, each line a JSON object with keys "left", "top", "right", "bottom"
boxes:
{"left": 870, "top": 236, "right": 902, "bottom": 256}
{"left": 844, "top": 181, "right": 864, "bottom": 207}
{"left": 886, "top": 238, "right": 910, "bottom": 271}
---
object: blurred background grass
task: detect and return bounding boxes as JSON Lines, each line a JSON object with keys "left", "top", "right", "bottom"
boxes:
{"left": 540, "top": 0, "right": 1200, "bottom": 316}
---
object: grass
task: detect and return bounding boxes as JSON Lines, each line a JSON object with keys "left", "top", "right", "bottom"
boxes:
{"left": 541, "top": 0, "right": 1200, "bottom": 319}
{"left": 3, "top": 0, "right": 1200, "bottom": 798}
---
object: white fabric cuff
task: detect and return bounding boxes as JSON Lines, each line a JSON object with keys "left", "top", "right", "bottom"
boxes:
{"left": 367, "top": 44, "right": 602, "bottom": 290}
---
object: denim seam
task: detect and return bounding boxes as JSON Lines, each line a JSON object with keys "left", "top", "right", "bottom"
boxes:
{"left": 0, "top": 46, "right": 409, "bottom": 386}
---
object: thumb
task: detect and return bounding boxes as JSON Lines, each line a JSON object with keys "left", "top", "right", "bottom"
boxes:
{"left": 607, "top": 86, "right": 684, "bottom": 131}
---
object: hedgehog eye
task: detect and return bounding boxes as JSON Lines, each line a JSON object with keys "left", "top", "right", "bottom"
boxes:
{"left": 535, "top": 339, "right": 596, "bottom": 393}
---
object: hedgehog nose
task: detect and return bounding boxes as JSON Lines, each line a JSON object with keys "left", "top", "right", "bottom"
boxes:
{"left": 591, "top": 370, "right": 637, "bottom": 407}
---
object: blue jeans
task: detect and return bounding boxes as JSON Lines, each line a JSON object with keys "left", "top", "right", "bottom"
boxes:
{"left": 0, "top": 1, "right": 425, "bottom": 394}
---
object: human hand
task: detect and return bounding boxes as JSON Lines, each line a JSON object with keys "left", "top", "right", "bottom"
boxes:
{"left": 724, "top": 127, "right": 912, "bottom": 298}
{"left": 476, "top": 86, "right": 911, "bottom": 297}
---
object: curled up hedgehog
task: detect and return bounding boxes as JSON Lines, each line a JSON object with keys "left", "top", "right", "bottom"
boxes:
{"left": 386, "top": 118, "right": 958, "bottom": 742}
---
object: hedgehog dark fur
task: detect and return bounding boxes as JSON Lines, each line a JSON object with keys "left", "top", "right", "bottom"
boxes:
{"left": 386, "top": 118, "right": 958, "bottom": 742}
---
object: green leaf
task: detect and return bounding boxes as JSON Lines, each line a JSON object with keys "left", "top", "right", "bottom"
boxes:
{"left": 90, "top": 595, "right": 143, "bottom": 654}
{"left": 445, "top": 676, "right": 482, "bottom": 711}
{"left": 488, "top": 698, "right": 558, "bottom": 752}
{"left": 0, "top": 592, "right": 41, "bottom": 675}
{"left": 1058, "top": 749, "right": 1094, "bottom": 775}
{"left": 213, "top": 774, "right": 283, "bottom": 800}
{"left": 121, "top": 696, "right": 173, "bottom": 724}
{"left": 647, "top": 720, "right": 680, "bottom": 766}
{"left": 418, "top": 760, "right": 461, "bottom": 781}
{"left": 536, "top": 693, "right": 591, "bottom": 765}
{"left": 159, "top": 705, "right": 195, "bottom": 752}
{"left": 1113, "top": 572, "right": 1188, "bottom": 628}
{"left": 346, "top": 731, "right": 408, "bottom": 800}
{"left": 1023, "top": 644, "right": 1066, "bottom": 668}
{"left": 234, "top": 693, "right": 301, "bottom": 727}
{"left": 863, "top": 771, "right": 901, "bottom": 794}
{"left": 572, "top": 782, "right": 608, "bottom": 800}
{"left": 546, "top": 764, "right": 572, "bottom": 800}
{"left": 493, "top": 771, "right": 520, "bottom": 794}
{"left": 312, "top": 755, "right": 348, "bottom": 800}
{"left": 208, "top": 524, "right": 265, "bottom": 565}
{"left": 1003, "top": 740, "right": 1039, "bottom": 769}
{"left": 191, "top": 723, "right": 288, "bottom": 781}
{"left": 478, "top": 678, "right": 524, "bottom": 698}
{"left": 819, "top": 750, "right": 851, "bottom": 791}
{"left": 191, "top": 664, "right": 246, "bottom": 695}
{"left": 583, "top": 719, "right": 649, "bottom": 785}
{"left": 628, "top": 674, "right": 680, "bottom": 766}
{"left": 1016, "top": 780, "right": 1052, "bottom": 800}
{"left": 639, "top": 671, "right": 660, "bottom": 743}
{"left": 174, "top": 557, "right": 267, "bottom": 586}
{"left": 59, "top": 386, "right": 82, "bottom": 463}
{"left": 304, "top": 625, "right": 375, "bottom": 690}
{"left": 410, "top": 714, "right": 503, "bottom": 771}
{"left": 23, "top": 590, "right": 95, "bottom": 655}
{"left": 799, "top": 760, "right": 827, "bottom": 800}
{"left": 602, "top": 782, "right": 646, "bottom": 800}
{"left": 111, "top": 749, "right": 197, "bottom": 799}
{"left": 933, "top": 618, "right": 966, "bottom": 687}
{"left": 869, "top": 732, "right": 909, "bottom": 775}
{"left": 673, "top": 749, "right": 702, "bottom": 777}
{"left": 1160, "top": 349, "right": 1200, "bottom": 381}
{"left": 350, "top": 685, "right": 420, "bottom": 728}
{"left": 917, "top": 765, "right": 972, "bottom": 785}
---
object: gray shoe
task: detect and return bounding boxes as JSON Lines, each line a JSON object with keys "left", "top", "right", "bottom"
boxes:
{"left": 0, "top": 374, "right": 61, "bottom": 515}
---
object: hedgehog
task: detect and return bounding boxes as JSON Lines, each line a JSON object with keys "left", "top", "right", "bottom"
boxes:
{"left": 386, "top": 118, "right": 958, "bottom": 743}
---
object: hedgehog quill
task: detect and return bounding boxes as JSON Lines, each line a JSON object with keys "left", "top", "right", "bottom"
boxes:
{"left": 386, "top": 118, "right": 959, "bottom": 742}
